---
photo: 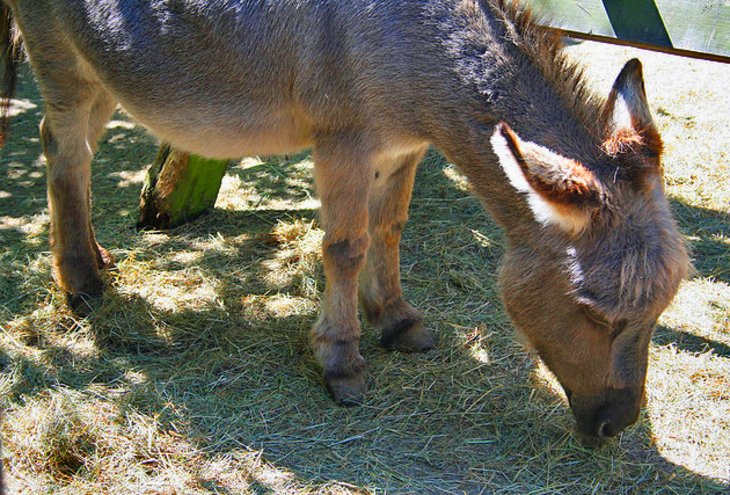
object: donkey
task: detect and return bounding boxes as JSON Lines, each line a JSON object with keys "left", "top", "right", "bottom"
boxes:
{"left": 1, "top": 0, "right": 688, "bottom": 440}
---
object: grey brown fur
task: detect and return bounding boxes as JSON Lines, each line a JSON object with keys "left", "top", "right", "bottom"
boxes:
{"left": 0, "top": 0, "right": 688, "bottom": 440}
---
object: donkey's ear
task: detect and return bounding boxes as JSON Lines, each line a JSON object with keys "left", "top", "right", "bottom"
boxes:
{"left": 491, "top": 122, "right": 604, "bottom": 234}
{"left": 602, "top": 59, "right": 662, "bottom": 156}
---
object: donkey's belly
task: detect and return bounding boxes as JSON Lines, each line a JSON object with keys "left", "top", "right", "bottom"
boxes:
{"left": 154, "top": 123, "right": 315, "bottom": 159}
{"left": 122, "top": 103, "right": 315, "bottom": 159}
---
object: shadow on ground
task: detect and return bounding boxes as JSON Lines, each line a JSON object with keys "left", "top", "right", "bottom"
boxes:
{"left": 670, "top": 199, "right": 730, "bottom": 285}
{"left": 654, "top": 324, "right": 730, "bottom": 358}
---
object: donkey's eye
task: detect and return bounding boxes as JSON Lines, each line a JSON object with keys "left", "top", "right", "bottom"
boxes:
{"left": 611, "top": 318, "right": 628, "bottom": 336}
{"left": 581, "top": 306, "right": 611, "bottom": 329}
{"left": 582, "top": 306, "right": 629, "bottom": 337}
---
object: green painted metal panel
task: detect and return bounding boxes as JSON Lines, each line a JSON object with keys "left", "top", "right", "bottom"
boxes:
{"left": 165, "top": 153, "right": 229, "bottom": 226}
{"left": 526, "top": 0, "right": 615, "bottom": 37}
{"left": 602, "top": 0, "right": 672, "bottom": 47}
{"left": 655, "top": 0, "right": 730, "bottom": 55}
{"left": 524, "top": 0, "right": 730, "bottom": 60}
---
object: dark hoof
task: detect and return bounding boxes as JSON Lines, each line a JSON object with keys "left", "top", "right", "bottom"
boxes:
{"left": 66, "top": 291, "right": 103, "bottom": 317}
{"left": 66, "top": 277, "right": 105, "bottom": 316}
{"left": 325, "top": 368, "right": 368, "bottom": 406}
{"left": 381, "top": 318, "right": 435, "bottom": 352}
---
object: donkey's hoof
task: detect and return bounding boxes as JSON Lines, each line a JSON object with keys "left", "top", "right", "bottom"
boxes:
{"left": 67, "top": 291, "right": 103, "bottom": 316}
{"left": 66, "top": 277, "right": 105, "bottom": 316}
{"left": 325, "top": 369, "right": 368, "bottom": 406}
{"left": 381, "top": 319, "right": 435, "bottom": 352}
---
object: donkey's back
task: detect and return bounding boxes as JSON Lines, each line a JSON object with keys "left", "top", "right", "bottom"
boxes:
{"left": 11, "top": 0, "right": 436, "bottom": 157}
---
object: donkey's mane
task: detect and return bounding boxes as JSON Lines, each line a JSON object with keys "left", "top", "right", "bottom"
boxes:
{"left": 483, "top": 0, "right": 605, "bottom": 136}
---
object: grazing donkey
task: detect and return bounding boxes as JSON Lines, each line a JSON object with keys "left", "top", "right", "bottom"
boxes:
{"left": 1, "top": 0, "right": 688, "bottom": 440}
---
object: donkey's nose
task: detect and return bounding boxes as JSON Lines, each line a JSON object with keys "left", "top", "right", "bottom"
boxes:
{"left": 571, "top": 388, "right": 642, "bottom": 441}
{"left": 593, "top": 400, "right": 640, "bottom": 439}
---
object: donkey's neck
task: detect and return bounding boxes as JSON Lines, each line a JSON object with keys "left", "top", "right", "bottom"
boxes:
{"left": 464, "top": 1, "right": 600, "bottom": 151}
{"left": 426, "top": 0, "right": 603, "bottom": 232}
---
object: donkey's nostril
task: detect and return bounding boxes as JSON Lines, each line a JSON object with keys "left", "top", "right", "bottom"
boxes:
{"left": 597, "top": 420, "right": 613, "bottom": 439}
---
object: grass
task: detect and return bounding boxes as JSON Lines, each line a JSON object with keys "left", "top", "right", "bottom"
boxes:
{"left": 1, "top": 40, "right": 728, "bottom": 494}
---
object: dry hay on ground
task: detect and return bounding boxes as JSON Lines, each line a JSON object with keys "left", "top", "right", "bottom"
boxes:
{"left": 1, "top": 41, "right": 728, "bottom": 494}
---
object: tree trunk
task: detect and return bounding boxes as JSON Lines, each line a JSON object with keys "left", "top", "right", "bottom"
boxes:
{"left": 138, "top": 144, "right": 230, "bottom": 229}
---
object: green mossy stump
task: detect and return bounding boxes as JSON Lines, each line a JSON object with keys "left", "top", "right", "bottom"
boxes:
{"left": 138, "top": 144, "right": 230, "bottom": 229}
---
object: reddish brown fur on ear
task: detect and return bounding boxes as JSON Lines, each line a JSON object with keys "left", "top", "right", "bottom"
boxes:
{"left": 601, "top": 129, "right": 644, "bottom": 156}
{"left": 599, "top": 59, "right": 666, "bottom": 194}
{"left": 602, "top": 59, "right": 663, "bottom": 161}
{"left": 498, "top": 122, "right": 603, "bottom": 208}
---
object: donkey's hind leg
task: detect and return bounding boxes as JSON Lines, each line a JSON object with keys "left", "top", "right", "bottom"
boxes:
{"left": 39, "top": 76, "right": 116, "bottom": 313}
{"left": 360, "top": 149, "right": 435, "bottom": 351}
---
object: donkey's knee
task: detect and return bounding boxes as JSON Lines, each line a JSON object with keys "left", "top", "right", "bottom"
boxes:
{"left": 40, "top": 116, "right": 58, "bottom": 158}
{"left": 323, "top": 235, "right": 369, "bottom": 278}
{"left": 87, "top": 91, "right": 117, "bottom": 152}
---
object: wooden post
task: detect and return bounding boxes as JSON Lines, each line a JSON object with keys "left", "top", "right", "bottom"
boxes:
{"left": 137, "top": 144, "right": 230, "bottom": 229}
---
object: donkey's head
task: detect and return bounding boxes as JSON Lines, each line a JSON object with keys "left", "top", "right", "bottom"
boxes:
{"left": 491, "top": 59, "right": 688, "bottom": 440}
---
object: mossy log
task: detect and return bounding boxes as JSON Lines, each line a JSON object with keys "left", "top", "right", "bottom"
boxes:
{"left": 138, "top": 144, "right": 230, "bottom": 229}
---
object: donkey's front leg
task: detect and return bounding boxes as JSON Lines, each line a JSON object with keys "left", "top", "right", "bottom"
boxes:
{"left": 360, "top": 150, "right": 435, "bottom": 351}
{"left": 312, "top": 142, "right": 372, "bottom": 405}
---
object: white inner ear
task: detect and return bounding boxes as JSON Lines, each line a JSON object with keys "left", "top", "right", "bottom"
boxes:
{"left": 489, "top": 129, "right": 533, "bottom": 194}
{"left": 609, "top": 91, "right": 635, "bottom": 133}
{"left": 490, "top": 129, "right": 591, "bottom": 235}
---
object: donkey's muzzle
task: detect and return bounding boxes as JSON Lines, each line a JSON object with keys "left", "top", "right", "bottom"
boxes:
{"left": 571, "top": 388, "right": 641, "bottom": 440}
